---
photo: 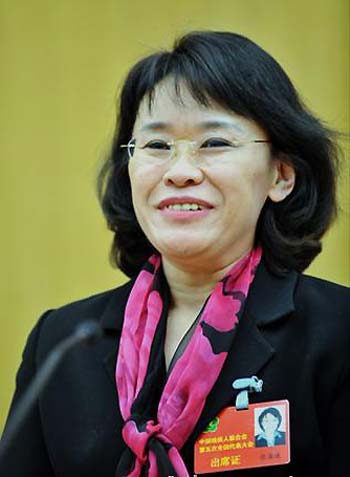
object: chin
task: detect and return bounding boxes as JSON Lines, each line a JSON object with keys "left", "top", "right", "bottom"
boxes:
{"left": 155, "top": 238, "right": 209, "bottom": 260}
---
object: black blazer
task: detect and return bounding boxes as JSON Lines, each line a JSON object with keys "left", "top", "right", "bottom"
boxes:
{"left": 255, "top": 431, "right": 286, "bottom": 447}
{"left": 1, "top": 261, "right": 349, "bottom": 477}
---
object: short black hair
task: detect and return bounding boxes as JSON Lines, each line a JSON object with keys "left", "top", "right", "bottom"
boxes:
{"left": 97, "top": 30, "right": 340, "bottom": 278}
{"left": 258, "top": 407, "right": 283, "bottom": 431}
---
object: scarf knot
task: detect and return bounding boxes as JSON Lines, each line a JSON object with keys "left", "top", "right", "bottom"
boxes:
{"left": 122, "top": 418, "right": 163, "bottom": 464}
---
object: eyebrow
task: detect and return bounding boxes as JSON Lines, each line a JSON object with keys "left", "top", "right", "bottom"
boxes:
{"left": 139, "top": 120, "right": 245, "bottom": 133}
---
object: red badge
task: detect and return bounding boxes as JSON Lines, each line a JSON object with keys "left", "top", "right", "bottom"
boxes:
{"left": 194, "top": 400, "right": 290, "bottom": 473}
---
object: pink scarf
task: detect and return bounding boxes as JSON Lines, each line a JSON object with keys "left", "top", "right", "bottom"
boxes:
{"left": 115, "top": 247, "right": 262, "bottom": 476}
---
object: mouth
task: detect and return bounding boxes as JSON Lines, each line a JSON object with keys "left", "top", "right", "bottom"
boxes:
{"left": 157, "top": 197, "right": 214, "bottom": 211}
{"left": 165, "top": 202, "right": 204, "bottom": 211}
{"left": 157, "top": 197, "right": 214, "bottom": 221}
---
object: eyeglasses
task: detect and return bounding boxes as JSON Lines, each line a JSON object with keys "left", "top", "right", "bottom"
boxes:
{"left": 120, "top": 137, "right": 270, "bottom": 161}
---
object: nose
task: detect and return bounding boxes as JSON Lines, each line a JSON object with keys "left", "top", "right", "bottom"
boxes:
{"left": 163, "top": 151, "right": 204, "bottom": 187}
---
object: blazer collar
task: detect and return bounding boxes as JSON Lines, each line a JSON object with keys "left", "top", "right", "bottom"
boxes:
{"left": 185, "top": 260, "right": 299, "bottom": 447}
{"left": 100, "top": 279, "right": 135, "bottom": 332}
{"left": 98, "top": 258, "right": 299, "bottom": 443}
{"left": 99, "top": 258, "right": 298, "bottom": 331}
{"left": 244, "top": 258, "right": 298, "bottom": 326}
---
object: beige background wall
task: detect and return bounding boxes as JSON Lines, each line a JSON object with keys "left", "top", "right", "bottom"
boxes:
{"left": 0, "top": 0, "right": 349, "bottom": 431}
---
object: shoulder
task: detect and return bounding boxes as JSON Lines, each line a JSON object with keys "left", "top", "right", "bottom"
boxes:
{"left": 295, "top": 273, "right": 349, "bottom": 317}
{"left": 292, "top": 274, "right": 350, "bottom": 362}
{"left": 254, "top": 435, "right": 267, "bottom": 447}
{"left": 251, "top": 260, "right": 350, "bottom": 359}
{"left": 46, "top": 280, "right": 133, "bottom": 323}
{"left": 297, "top": 272, "right": 349, "bottom": 296}
{"left": 34, "top": 280, "right": 134, "bottom": 358}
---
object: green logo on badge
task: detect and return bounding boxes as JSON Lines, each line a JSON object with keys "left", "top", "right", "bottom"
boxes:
{"left": 203, "top": 416, "right": 219, "bottom": 433}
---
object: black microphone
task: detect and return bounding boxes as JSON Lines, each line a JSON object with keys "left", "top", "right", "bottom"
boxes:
{"left": 0, "top": 320, "right": 104, "bottom": 461}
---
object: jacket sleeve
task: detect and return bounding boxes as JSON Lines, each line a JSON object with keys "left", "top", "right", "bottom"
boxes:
{"left": 0, "top": 311, "right": 55, "bottom": 476}
{"left": 327, "top": 336, "right": 350, "bottom": 476}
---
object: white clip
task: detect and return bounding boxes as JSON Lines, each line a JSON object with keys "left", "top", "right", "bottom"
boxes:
{"left": 232, "top": 376, "right": 263, "bottom": 410}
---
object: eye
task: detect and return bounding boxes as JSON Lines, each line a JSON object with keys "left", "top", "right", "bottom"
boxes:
{"left": 143, "top": 140, "right": 171, "bottom": 150}
{"left": 200, "top": 138, "right": 236, "bottom": 148}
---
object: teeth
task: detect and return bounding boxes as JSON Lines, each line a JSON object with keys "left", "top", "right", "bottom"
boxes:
{"left": 167, "top": 203, "right": 203, "bottom": 211}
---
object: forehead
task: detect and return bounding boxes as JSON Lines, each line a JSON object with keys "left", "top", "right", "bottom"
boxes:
{"left": 133, "top": 78, "right": 261, "bottom": 136}
{"left": 262, "top": 413, "right": 278, "bottom": 420}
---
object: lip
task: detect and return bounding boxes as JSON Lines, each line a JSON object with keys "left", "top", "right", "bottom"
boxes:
{"left": 157, "top": 196, "right": 214, "bottom": 210}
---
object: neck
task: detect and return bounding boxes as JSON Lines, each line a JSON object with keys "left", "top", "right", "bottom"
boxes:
{"left": 162, "top": 248, "right": 251, "bottom": 312}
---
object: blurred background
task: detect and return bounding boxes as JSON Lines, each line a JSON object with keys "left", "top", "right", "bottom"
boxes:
{"left": 0, "top": 0, "right": 349, "bottom": 431}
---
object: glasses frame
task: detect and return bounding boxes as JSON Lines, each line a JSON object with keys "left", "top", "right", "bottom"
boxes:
{"left": 120, "top": 137, "right": 270, "bottom": 159}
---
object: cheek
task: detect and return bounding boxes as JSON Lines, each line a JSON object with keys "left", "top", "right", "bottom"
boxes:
{"left": 216, "top": 168, "right": 270, "bottom": 210}
{"left": 129, "top": 163, "right": 152, "bottom": 204}
{"left": 128, "top": 164, "right": 146, "bottom": 220}
{"left": 243, "top": 162, "right": 275, "bottom": 207}
{"left": 129, "top": 161, "right": 162, "bottom": 193}
{"left": 128, "top": 162, "right": 163, "bottom": 231}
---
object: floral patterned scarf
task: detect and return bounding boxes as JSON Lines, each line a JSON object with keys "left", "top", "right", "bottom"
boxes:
{"left": 115, "top": 247, "right": 262, "bottom": 476}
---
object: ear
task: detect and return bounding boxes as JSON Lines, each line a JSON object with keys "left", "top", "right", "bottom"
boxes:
{"left": 268, "top": 160, "right": 296, "bottom": 203}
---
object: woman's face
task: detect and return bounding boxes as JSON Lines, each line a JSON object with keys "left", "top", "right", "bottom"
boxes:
{"left": 261, "top": 413, "right": 279, "bottom": 433}
{"left": 128, "top": 79, "right": 289, "bottom": 269}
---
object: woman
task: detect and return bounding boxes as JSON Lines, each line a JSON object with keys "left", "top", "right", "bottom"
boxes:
{"left": 1, "top": 31, "right": 349, "bottom": 477}
{"left": 255, "top": 407, "right": 286, "bottom": 448}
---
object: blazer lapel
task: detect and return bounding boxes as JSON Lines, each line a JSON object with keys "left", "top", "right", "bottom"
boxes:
{"left": 95, "top": 261, "right": 299, "bottom": 447}
{"left": 186, "top": 260, "right": 299, "bottom": 445}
